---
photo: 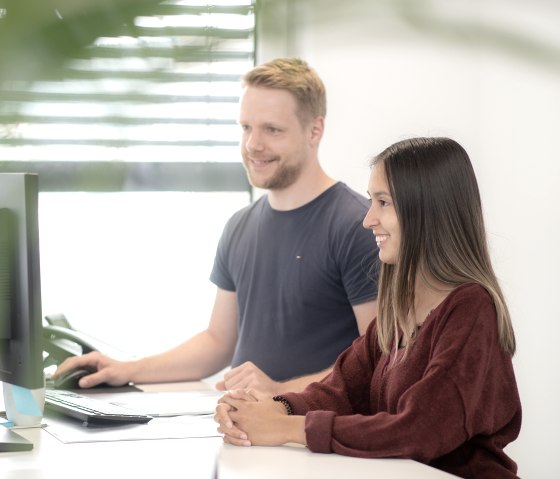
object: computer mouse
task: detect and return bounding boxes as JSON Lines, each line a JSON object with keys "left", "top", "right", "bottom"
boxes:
{"left": 53, "top": 368, "right": 96, "bottom": 390}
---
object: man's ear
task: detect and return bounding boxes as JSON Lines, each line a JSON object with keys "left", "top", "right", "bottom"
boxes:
{"left": 309, "top": 116, "right": 325, "bottom": 146}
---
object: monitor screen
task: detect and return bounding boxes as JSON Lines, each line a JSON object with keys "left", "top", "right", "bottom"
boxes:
{"left": 0, "top": 173, "right": 44, "bottom": 428}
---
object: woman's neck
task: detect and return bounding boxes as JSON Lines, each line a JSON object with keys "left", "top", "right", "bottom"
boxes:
{"left": 412, "top": 274, "right": 453, "bottom": 326}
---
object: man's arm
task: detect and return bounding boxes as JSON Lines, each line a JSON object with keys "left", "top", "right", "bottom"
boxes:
{"left": 215, "top": 300, "right": 378, "bottom": 395}
{"left": 216, "top": 362, "right": 333, "bottom": 395}
{"left": 53, "top": 288, "right": 239, "bottom": 387}
{"left": 352, "top": 299, "right": 378, "bottom": 335}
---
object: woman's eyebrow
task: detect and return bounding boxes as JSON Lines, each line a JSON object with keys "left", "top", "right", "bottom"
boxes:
{"left": 372, "top": 190, "right": 391, "bottom": 197}
{"left": 366, "top": 189, "right": 391, "bottom": 198}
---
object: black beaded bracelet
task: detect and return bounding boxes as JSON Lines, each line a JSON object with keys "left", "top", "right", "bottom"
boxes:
{"left": 272, "top": 395, "right": 294, "bottom": 415}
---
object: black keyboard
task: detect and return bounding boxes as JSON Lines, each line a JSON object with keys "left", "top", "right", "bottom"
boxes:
{"left": 45, "top": 389, "right": 152, "bottom": 426}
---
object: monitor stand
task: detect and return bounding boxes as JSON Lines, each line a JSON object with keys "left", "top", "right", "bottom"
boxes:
{"left": 2, "top": 382, "right": 45, "bottom": 427}
{"left": 0, "top": 426, "right": 33, "bottom": 452}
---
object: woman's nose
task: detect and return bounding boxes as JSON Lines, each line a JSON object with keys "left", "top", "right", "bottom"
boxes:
{"left": 363, "top": 206, "right": 378, "bottom": 230}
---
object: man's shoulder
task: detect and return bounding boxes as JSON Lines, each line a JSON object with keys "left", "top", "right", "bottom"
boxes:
{"left": 326, "top": 182, "right": 370, "bottom": 211}
{"left": 308, "top": 183, "right": 374, "bottom": 252}
{"left": 220, "top": 195, "right": 268, "bottom": 238}
{"left": 227, "top": 194, "right": 267, "bottom": 221}
{"left": 314, "top": 183, "right": 370, "bottom": 228}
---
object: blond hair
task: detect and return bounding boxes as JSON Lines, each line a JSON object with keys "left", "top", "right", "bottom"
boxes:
{"left": 242, "top": 58, "right": 326, "bottom": 125}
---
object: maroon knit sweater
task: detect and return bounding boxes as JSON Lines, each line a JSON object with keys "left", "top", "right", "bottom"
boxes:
{"left": 283, "top": 284, "right": 521, "bottom": 479}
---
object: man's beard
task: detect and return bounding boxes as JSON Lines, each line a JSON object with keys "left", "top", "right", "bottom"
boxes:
{"left": 244, "top": 156, "right": 303, "bottom": 190}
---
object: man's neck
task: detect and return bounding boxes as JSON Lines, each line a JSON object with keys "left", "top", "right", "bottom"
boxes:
{"left": 267, "top": 169, "right": 336, "bottom": 211}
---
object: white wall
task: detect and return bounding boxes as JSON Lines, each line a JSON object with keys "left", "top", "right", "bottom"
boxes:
{"left": 257, "top": 1, "right": 560, "bottom": 477}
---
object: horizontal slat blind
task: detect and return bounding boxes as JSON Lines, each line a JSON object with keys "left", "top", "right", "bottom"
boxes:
{"left": 0, "top": 0, "right": 254, "bottom": 192}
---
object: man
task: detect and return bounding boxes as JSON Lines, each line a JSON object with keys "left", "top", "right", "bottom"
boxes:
{"left": 54, "top": 58, "right": 378, "bottom": 395}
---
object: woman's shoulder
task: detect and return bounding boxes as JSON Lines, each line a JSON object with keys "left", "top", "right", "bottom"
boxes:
{"left": 433, "top": 283, "right": 497, "bottom": 332}
{"left": 445, "top": 283, "right": 492, "bottom": 307}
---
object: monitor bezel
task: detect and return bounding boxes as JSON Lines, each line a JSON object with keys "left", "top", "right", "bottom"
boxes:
{"left": 0, "top": 173, "right": 44, "bottom": 391}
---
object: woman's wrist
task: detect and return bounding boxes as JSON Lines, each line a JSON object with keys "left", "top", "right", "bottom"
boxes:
{"left": 283, "top": 415, "right": 307, "bottom": 446}
{"left": 272, "top": 395, "right": 294, "bottom": 415}
{"left": 271, "top": 397, "right": 307, "bottom": 446}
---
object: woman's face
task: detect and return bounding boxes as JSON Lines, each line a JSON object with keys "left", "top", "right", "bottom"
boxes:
{"left": 363, "top": 163, "right": 400, "bottom": 264}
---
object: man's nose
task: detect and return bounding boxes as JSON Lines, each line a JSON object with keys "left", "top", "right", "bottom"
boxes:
{"left": 245, "top": 132, "right": 263, "bottom": 152}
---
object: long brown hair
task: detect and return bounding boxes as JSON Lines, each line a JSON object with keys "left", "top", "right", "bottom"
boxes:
{"left": 371, "top": 137, "right": 516, "bottom": 356}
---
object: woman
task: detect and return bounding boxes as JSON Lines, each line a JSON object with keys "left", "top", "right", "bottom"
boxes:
{"left": 215, "top": 137, "right": 521, "bottom": 479}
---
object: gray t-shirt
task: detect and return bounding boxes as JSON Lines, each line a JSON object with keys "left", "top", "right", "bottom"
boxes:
{"left": 210, "top": 182, "right": 378, "bottom": 381}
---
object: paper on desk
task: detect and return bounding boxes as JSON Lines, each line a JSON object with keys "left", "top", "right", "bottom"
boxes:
{"left": 44, "top": 413, "right": 220, "bottom": 443}
{"left": 83, "top": 390, "right": 223, "bottom": 417}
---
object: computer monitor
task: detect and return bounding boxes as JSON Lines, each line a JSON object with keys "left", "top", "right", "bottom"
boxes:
{"left": 0, "top": 173, "right": 44, "bottom": 430}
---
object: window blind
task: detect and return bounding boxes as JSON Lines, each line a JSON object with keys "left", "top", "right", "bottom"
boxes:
{"left": 0, "top": 0, "right": 255, "bottom": 193}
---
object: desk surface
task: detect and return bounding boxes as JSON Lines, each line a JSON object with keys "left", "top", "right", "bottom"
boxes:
{"left": 3, "top": 382, "right": 456, "bottom": 479}
{"left": 218, "top": 444, "right": 457, "bottom": 479}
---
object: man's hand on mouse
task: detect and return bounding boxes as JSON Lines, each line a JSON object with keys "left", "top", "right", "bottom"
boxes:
{"left": 53, "top": 352, "right": 131, "bottom": 388}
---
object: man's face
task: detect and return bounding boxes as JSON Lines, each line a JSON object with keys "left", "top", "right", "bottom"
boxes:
{"left": 238, "top": 86, "right": 314, "bottom": 190}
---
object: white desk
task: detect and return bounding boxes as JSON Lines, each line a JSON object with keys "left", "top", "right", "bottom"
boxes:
{"left": 3, "top": 425, "right": 222, "bottom": 479}
{"left": 218, "top": 444, "right": 458, "bottom": 478}
{"left": 2, "top": 382, "right": 457, "bottom": 479}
